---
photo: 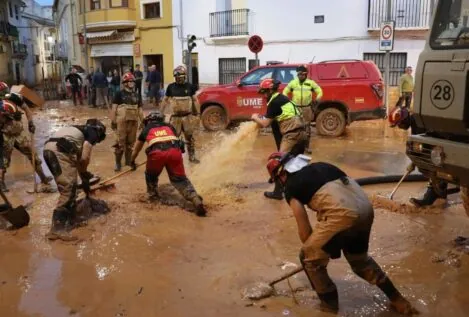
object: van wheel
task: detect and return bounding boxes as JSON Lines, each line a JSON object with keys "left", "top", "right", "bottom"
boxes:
{"left": 201, "top": 105, "right": 229, "bottom": 131}
{"left": 461, "top": 186, "right": 469, "bottom": 217}
{"left": 316, "top": 108, "right": 346, "bottom": 137}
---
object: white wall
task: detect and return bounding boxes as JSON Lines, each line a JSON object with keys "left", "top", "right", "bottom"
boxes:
{"left": 174, "top": 0, "right": 427, "bottom": 85}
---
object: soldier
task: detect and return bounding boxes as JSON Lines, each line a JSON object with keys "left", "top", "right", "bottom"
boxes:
{"left": 130, "top": 111, "right": 207, "bottom": 217}
{"left": 161, "top": 65, "right": 200, "bottom": 163}
{"left": 0, "top": 84, "right": 53, "bottom": 192}
{"left": 111, "top": 72, "right": 144, "bottom": 172}
{"left": 43, "top": 119, "right": 106, "bottom": 241}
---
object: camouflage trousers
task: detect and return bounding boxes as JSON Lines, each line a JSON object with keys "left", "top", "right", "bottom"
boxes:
{"left": 2, "top": 121, "right": 43, "bottom": 173}
{"left": 114, "top": 119, "right": 138, "bottom": 163}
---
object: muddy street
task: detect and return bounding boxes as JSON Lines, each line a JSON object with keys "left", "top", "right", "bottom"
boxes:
{"left": 0, "top": 102, "right": 468, "bottom": 317}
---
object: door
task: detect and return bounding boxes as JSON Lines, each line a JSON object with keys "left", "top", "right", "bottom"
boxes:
{"left": 228, "top": 66, "right": 275, "bottom": 118}
{"left": 15, "top": 62, "right": 20, "bottom": 85}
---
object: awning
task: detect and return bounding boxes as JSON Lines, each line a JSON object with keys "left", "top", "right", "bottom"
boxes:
{"left": 90, "top": 43, "right": 133, "bottom": 57}
{"left": 86, "top": 30, "right": 117, "bottom": 39}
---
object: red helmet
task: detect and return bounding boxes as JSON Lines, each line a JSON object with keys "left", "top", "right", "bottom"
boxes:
{"left": 0, "top": 99, "right": 18, "bottom": 118}
{"left": 0, "top": 82, "right": 9, "bottom": 98}
{"left": 122, "top": 72, "right": 135, "bottom": 83}
{"left": 389, "top": 107, "right": 409, "bottom": 127}
{"left": 258, "top": 78, "right": 280, "bottom": 94}
{"left": 266, "top": 152, "right": 286, "bottom": 183}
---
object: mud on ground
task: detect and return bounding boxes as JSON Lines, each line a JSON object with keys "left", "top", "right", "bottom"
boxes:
{"left": 0, "top": 101, "right": 468, "bottom": 317}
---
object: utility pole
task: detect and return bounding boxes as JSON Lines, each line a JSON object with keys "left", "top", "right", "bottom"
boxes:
{"left": 384, "top": 0, "right": 392, "bottom": 113}
{"left": 82, "top": 0, "right": 89, "bottom": 72}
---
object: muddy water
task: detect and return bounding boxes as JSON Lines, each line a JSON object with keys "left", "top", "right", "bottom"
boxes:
{"left": 0, "top": 101, "right": 468, "bottom": 316}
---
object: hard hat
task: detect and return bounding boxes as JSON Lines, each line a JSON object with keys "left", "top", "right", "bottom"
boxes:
{"left": 0, "top": 100, "right": 18, "bottom": 119}
{"left": 258, "top": 78, "right": 280, "bottom": 94}
{"left": 173, "top": 65, "right": 187, "bottom": 77}
{"left": 122, "top": 72, "right": 135, "bottom": 83}
{"left": 143, "top": 111, "right": 165, "bottom": 126}
{"left": 5, "top": 92, "right": 23, "bottom": 106}
{"left": 389, "top": 107, "right": 409, "bottom": 127}
{"left": 85, "top": 119, "right": 106, "bottom": 143}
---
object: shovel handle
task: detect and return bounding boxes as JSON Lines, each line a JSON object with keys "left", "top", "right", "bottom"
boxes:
{"left": 98, "top": 161, "right": 146, "bottom": 185}
{"left": 268, "top": 266, "right": 304, "bottom": 287}
{"left": 0, "top": 188, "right": 12, "bottom": 207}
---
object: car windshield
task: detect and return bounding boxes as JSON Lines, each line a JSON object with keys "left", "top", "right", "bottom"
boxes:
{"left": 431, "top": 0, "right": 469, "bottom": 49}
{"left": 241, "top": 68, "right": 273, "bottom": 85}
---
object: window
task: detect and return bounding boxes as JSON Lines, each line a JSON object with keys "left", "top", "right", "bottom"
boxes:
{"left": 248, "top": 59, "right": 259, "bottom": 70}
{"left": 143, "top": 1, "right": 161, "bottom": 19}
{"left": 219, "top": 58, "right": 246, "bottom": 84}
{"left": 14, "top": 5, "right": 18, "bottom": 19}
{"left": 35, "top": 55, "right": 40, "bottom": 63}
{"left": 431, "top": 0, "right": 469, "bottom": 49}
{"left": 109, "top": 0, "right": 128, "bottom": 8}
{"left": 274, "top": 67, "right": 297, "bottom": 83}
{"left": 240, "top": 67, "right": 274, "bottom": 86}
{"left": 363, "top": 52, "right": 407, "bottom": 86}
{"left": 314, "top": 15, "right": 325, "bottom": 23}
{"left": 8, "top": 2, "right": 12, "bottom": 18}
{"left": 90, "top": 0, "right": 100, "bottom": 10}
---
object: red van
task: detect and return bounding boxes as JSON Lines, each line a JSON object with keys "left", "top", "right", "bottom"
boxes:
{"left": 197, "top": 60, "right": 385, "bottom": 136}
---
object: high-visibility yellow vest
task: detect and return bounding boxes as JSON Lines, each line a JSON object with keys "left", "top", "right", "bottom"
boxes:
{"left": 283, "top": 78, "right": 323, "bottom": 106}
{"left": 268, "top": 93, "right": 298, "bottom": 122}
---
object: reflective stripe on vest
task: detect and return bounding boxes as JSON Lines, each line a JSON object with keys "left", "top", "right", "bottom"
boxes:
{"left": 146, "top": 126, "right": 178, "bottom": 146}
{"left": 268, "top": 93, "right": 298, "bottom": 122}
{"left": 286, "top": 78, "right": 321, "bottom": 106}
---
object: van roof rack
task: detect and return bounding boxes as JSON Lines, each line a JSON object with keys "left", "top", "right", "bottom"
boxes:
{"left": 318, "top": 59, "right": 361, "bottom": 63}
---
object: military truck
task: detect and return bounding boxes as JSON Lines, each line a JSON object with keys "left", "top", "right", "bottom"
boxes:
{"left": 406, "top": 0, "right": 469, "bottom": 215}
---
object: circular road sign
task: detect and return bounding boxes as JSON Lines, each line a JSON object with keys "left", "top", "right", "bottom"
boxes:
{"left": 382, "top": 25, "right": 392, "bottom": 40}
{"left": 430, "top": 80, "right": 455, "bottom": 110}
{"left": 248, "top": 35, "right": 263, "bottom": 54}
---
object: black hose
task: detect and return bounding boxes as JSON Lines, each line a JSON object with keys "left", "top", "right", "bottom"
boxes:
{"left": 355, "top": 174, "right": 427, "bottom": 186}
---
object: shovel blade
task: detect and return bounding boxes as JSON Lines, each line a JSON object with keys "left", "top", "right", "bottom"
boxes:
{"left": 0, "top": 206, "right": 30, "bottom": 228}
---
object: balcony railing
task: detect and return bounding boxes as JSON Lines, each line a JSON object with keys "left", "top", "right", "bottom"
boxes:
{"left": 209, "top": 9, "right": 250, "bottom": 38}
{"left": 368, "top": 0, "right": 436, "bottom": 30}
{"left": 13, "top": 43, "right": 27, "bottom": 55}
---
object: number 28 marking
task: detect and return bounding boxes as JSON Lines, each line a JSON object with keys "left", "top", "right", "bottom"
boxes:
{"left": 430, "top": 80, "right": 454, "bottom": 110}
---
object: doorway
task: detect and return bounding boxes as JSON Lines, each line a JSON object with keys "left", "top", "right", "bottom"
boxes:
{"left": 143, "top": 54, "right": 164, "bottom": 84}
{"left": 15, "top": 62, "right": 20, "bottom": 85}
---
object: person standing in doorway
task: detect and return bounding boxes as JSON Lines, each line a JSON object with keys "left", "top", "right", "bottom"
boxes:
{"left": 133, "top": 64, "right": 144, "bottom": 105}
{"left": 65, "top": 67, "right": 83, "bottom": 106}
{"left": 93, "top": 68, "right": 110, "bottom": 109}
{"left": 86, "top": 67, "right": 95, "bottom": 106}
{"left": 110, "top": 69, "right": 121, "bottom": 100}
{"left": 146, "top": 65, "right": 162, "bottom": 109}
{"left": 395, "top": 66, "right": 414, "bottom": 109}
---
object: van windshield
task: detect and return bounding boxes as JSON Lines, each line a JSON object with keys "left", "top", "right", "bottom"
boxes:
{"left": 431, "top": 0, "right": 469, "bottom": 49}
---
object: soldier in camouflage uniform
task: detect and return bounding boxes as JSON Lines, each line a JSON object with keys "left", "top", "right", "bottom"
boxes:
{"left": 0, "top": 83, "right": 53, "bottom": 192}
{"left": 111, "top": 72, "right": 144, "bottom": 172}
{"left": 161, "top": 65, "right": 200, "bottom": 163}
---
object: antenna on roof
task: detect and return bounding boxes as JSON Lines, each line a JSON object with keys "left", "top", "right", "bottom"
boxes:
{"left": 310, "top": 56, "right": 316, "bottom": 63}
{"left": 287, "top": 48, "right": 291, "bottom": 63}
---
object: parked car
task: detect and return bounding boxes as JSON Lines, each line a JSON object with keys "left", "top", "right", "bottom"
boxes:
{"left": 197, "top": 60, "right": 385, "bottom": 136}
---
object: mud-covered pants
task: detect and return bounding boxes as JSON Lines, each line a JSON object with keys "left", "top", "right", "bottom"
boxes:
{"left": 298, "top": 105, "right": 313, "bottom": 150}
{"left": 2, "top": 120, "right": 45, "bottom": 177}
{"left": 43, "top": 142, "right": 78, "bottom": 227}
{"left": 115, "top": 119, "right": 138, "bottom": 164}
{"left": 299, "top": 178, "right": 401, "bottom": 306}
{"left": 145, "top": 146, "right": 201, "bottom": 205}
{"left": 170, "top": 114, "right": 197, "bottom": 159}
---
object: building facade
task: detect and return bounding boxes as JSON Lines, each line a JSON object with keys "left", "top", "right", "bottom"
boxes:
{"left": 76, "top": 0, "right": 174, "bottom": 84}
{"left": 174, "top": 0, "right": 436, "bottom": 86}
{"left": 20, "top": 0, "right": 57, "bottom": 86}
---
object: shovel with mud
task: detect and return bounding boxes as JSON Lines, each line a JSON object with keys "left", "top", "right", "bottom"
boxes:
{"left": 0, "top": 188, "right": 30, "bottom": 229}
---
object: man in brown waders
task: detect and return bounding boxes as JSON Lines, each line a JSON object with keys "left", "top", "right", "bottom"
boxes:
{"left": 251, "top": 78, "right": 306, "bottom": 200}
{"left": 265, "top": 152, "right": 418, "bottom": 315}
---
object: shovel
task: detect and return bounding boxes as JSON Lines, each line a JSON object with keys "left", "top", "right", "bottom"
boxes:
{"left": 242, "top": 266, "right": 305, "bottom": 300}
{"left": 0, "top": 188, "right": 30, "bottom": 228}
{"left": 30, "top": 133, "right": 38, "bottom": 193}
{"left": 379, "top": 163, "right": 415, "bottom": 200}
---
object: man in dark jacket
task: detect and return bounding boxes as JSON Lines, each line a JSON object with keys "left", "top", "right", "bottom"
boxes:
{"left": 145, "top": 65, "right": 162, "bottom": 108}
{"left": 92, "top": 68, "right": 110, "bottom": 109}
{"left": 133, "top": 64, "right": 144, "bottom": 105}
{"left": 65, "top": 68, "right": 83, "bottom": 106}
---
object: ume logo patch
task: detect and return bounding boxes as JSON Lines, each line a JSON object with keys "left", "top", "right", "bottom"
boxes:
{"left": 155, "top": 130, "right": 168, "bottom": 136}
{"left": 237, "top": 97, "right": 263, "bottom": 108}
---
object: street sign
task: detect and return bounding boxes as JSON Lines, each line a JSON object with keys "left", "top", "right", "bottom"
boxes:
{"left": 379, "top": 21, "right": 395, "bottom": 51}
{"left": 248, "top": 35, "right": 263, "bottom": 54}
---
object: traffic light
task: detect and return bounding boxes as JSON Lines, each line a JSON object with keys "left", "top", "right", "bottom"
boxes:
{"left": 187, "top": 35, "right": 196, "bottom": 52}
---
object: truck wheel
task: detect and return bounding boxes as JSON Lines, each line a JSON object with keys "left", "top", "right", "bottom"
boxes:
{"left": 316, "top": 108, "right": 346, "bottom": 137}
{"left": 201, "top": 105, "right": 229, "bottom": 131}
{"left": 461, "top": 186, "right": 469, "bottom": 217}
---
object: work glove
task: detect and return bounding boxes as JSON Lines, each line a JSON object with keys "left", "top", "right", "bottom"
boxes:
{"left": 130, "top": 161, "right": 137, "bottom": 171}
{"left": 80, "top": 175, "right": 91, "bottom": 195}
{"left": 111, "top": 121, "right": 117, "bottom": 131}
{"left": 28, "top": 121, "right": 36, "bottom": 134}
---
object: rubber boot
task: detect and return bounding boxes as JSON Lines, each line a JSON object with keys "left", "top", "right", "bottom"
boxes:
{"left": 264, "top": 180, "right": 283, "bottom": 200}
{"left": 171, "top": 178, "right": 206, "bottom": 216}
{"left": 145, "top": 172, "right": 159, "bottom": 201}
{"left": 192, "top": 195, "right": 207, "bottom": 217}
{"left": 124, "top": 149, "right": 132, "bottom": 166}
{"left": 114, "top": 153, "right": 123, "bottom": 172}
{"left": 187, "top": 137, "right": 200, "bottom": 164}
{"left": 377, "top": 277, "right": 418, "bottom": 315}
{"left": 36, "top": 167, "right": 55, "bottom": 193}
{"left": 410, "top": 185, "right": 441, "bottom": 207}
{"left": 0, "top": 170, "right": 8, "bottom": 193}
{"left": 46, "top": 207, "right": 78, "bottom": 241}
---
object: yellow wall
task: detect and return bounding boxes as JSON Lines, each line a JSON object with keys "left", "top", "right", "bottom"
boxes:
{"left": 135, "top": 0, "right": 174, "bottom": 84}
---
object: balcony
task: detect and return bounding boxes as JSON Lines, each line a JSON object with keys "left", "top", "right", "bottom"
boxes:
{"left": 368, "top": 0, "right": 436, "bottom": 30}
{"left": 0, "top": 22, "right": 19, "bottom": 37}
{"left": 12, "top": 43, "right": 27, "bottom": 55}
{"left": 209, "top": 9, "right": 250, "bottom": 38}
